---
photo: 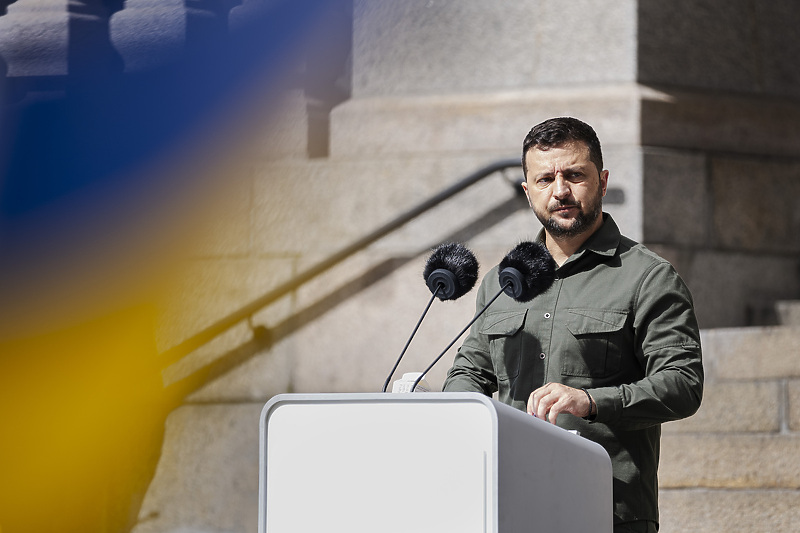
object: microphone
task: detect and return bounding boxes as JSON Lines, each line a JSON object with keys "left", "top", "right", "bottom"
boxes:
{"left": 422, "top": 242, "right": 480, "bottom": 301}
{"left": 411, "top": 241, "right": 556, "bottom": 392}
{"left": 497, "top": 241, "right": 558, "bottom": 301}
{"left": 381, "top": 243, "right": 479, "bottom": 392}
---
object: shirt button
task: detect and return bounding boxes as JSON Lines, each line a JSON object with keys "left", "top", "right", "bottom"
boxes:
{"left": 544, "top": 312, "right": 551, "bottom": 319}
{"left": 539, "top": 353, "right": 546, "bottom": 360}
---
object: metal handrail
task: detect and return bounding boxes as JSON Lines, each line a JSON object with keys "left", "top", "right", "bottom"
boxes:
{"left": 160, "top": 158, "right": 524, "bottom": 365}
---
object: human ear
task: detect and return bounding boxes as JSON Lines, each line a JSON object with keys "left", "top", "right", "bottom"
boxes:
{"left": 521, "top": 181, "right": 533, "bottom": 207}
{"left": 599, "top": 170, "right": 609, "bottom": 197}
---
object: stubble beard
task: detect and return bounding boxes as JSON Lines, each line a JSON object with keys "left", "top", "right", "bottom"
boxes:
{"left": 536, "top": 197, "right": 603, "bottom": 239}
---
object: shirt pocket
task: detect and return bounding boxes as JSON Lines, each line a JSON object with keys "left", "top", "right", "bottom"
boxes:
{"left": 561, "top": 308, "right": 628, "bottom": 378}
{"left": 480, "top": 309, "right": 528, "bottom": 381}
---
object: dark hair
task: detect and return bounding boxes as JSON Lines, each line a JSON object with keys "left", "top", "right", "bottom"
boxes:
{"left": 522, "top": 117, "right": 603, "bottom": 177}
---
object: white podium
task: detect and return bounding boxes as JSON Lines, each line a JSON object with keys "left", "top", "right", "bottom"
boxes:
{"left": 258, "top": 392, "right": 612, "bottom": 533}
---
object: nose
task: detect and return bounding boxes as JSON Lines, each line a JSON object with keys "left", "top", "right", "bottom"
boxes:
{"left": 552, "top": 174, "right": 571, "bottom": 200}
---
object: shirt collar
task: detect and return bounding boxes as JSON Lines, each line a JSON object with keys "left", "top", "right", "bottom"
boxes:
{"left": 535, "top": 213, "right": 621, "bottom": 266}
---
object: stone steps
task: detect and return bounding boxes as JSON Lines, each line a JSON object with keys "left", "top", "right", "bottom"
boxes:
{"left": 657, "top": 324, "right": 800, "bottom": 532}
{"left": 659, "top": 489, "right": 800, "bottom": 533}
{"left": 701, "top": 326, "right": 800, "bottom": 381}
{"left": 663, "top": 380, "right": 784, "bottom": 434}
{"left": 661, "top": 433, "right": 800, "bottom": 488}
{"left": 776, "top": 300, "right": 800, "bottom": 327}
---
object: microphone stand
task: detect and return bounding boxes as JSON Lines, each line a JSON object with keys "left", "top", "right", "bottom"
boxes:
{"left": 381, "top": 284, "right": 443, "bottom": 392}
{"left": 410, "top": 280, "right": 512, "bottom": 393}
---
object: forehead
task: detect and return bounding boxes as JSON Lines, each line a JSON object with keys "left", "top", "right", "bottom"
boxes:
{"left": 525, "top": 141, "right": 593, "bottom": 174}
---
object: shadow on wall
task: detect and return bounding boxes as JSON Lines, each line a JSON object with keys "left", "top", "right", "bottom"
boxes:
{"left": 0, "top": 1, "right": 350, "bottom": 531}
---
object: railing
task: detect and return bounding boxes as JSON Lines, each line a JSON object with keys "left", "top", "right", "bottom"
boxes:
{"left": 160, "top": 158, "right": 526, "bottom": 369}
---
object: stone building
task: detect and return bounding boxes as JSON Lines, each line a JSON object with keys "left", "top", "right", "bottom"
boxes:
{"left": 2, "top": 1, "right": 800, "bottom": 532}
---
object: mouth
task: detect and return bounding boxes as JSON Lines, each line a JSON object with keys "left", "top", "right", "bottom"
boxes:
{"left": 551, "top": 204, "right": 578, "bottom": 214}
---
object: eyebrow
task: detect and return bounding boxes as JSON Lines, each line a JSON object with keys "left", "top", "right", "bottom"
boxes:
{"left": 533, "top": 163, "right": 592, "bottom": 179}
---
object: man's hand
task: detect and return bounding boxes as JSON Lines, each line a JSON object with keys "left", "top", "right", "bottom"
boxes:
{"left": 527, "top": 382, "right": 594, "bottom": 425}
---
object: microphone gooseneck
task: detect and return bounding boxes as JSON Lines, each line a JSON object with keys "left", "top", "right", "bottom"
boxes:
{"left": 382, "top": 243, "right": 479, "bottom": 392}
{"left": 411, "top": 241, "right": 557, "bottom": 392}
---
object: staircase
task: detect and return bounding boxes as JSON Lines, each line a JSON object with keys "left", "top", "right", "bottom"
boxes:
{"left": 658, "top": 302, "right": 800, "bottom": 532}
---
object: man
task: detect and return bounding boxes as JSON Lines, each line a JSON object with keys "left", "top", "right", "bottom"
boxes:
{"left": 443, "top": 117, "right": 703, "bottom": 533}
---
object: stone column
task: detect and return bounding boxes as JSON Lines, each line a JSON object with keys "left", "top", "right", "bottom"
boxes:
{"left": 110, "top": 0, "right": 186, "bottom": 73}
{"left": 0, "top": 0, "right": 68, "bottom": 78}
{"left": 67, "top": 0, "right": 125, "bottom": 82}
{"left": 0, "top": 0, "right": 124, "bottom": 94}
{"left": 332, "top": 0, "right": 642, "bottom": 236}
{"left": 111, "top": 0, "right": 243, "bottom": 74}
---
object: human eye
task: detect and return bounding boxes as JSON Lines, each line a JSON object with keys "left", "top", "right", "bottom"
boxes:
{"left": 536, "top": 175, "right": 553, "bottom": 188}
{"left": 567, "top": 170, "right": 586, "bottom": 181}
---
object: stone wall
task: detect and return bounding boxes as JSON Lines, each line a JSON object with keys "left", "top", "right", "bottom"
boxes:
{"left": 637, "top": 0, "right": 800, "bottom": 327}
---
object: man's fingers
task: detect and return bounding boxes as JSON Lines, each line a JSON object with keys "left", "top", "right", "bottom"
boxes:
{"left": 528, "top": 384, "right": 551, "bottom": 416}
{"left": 536, "top": 389, "right": 557, "bottom": 422}
{"left": 543, "top": 394, "right": 569, "bottom": 425}
{"left": 529, "top": 383, "right": 587, "bottom": 425}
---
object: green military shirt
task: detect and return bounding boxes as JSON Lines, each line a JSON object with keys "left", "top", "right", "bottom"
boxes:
{"left": 443, "top": 214, "right": 703, "bottom": 526}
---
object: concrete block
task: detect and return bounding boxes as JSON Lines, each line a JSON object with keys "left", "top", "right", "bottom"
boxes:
{"left": 681, "top": 252, "right": 800, "bottom": 328}
{"left": 246, "top": 90, "right": 311, "bottom": 160}
{"left": 701, "top": 327, "right": 800, "bottom": 380}
{"left": 530, "top": 0, "right": 637, "bottom": 85}
{"left": 662, "top": 381, "right": 781, "bottom": 434}
{"left": 330, "top": 85, "right": 642, "bottom": 157}
{"left": 352, "top": 0, "right": 636, "bottom": 98}
{"left": 641, "top": 89, "right": 800, "bottom": 158}
{"left": 157, "top": 258, "right": 295, "bottom": 349}
{"left": 638, "top": 0, "right": 761, "bottom": 94}
{"left": 659, "top": 488, "right": 800, "bottom": 533}
{"left": 157, "top": 257, "right": 295, "bottom": 392}
{"left": 776, "top": 301, "right": 800, "bottom": 327}
{"left": 133, "top": 404, "right": 263, "bottom": 533}
{"left": 753, "top": 0, "right": 800, "bottom": 98}
{"left": 187, "top": 171, "right": 253, "bottom": 258}
{"left": 638, "top": 0, "right": 800, "bottom": 99}
{"left": 659, "top": 433, "right": 800, "bottom": 489}
{"left": 353, "top": 0, "right": 537, "bottom": 97}
{"left": 641, "top": 149, "right": 709, "bottom": 246}
{"left": 710, "top": 157, "right": 800, "bottom": 253}
{"left": 789, "top": 379, "right": 800, "bottom": 432}
{"left": 250, "top": 154, "right": 530, "bottom": 257}
{"left": 183, "top": 335, "right": 292, "bottom": 403}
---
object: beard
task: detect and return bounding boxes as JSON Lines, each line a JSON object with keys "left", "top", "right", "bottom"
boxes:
{"left": 535, "top": 195, "right": 603, "bottom": 239}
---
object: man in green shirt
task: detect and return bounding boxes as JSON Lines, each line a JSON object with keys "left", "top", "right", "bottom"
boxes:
{"left": 443, "top": 117, "right": 703, "bottom": 533}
